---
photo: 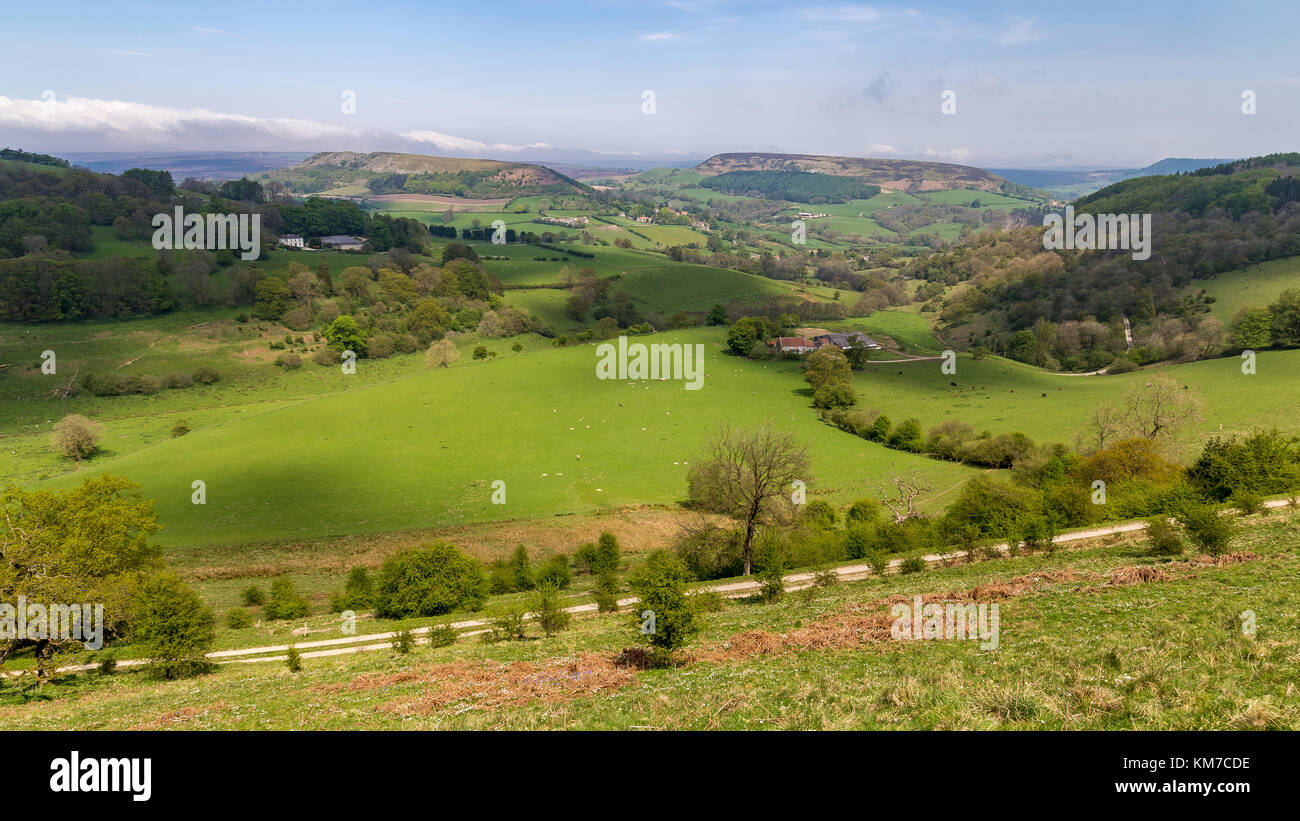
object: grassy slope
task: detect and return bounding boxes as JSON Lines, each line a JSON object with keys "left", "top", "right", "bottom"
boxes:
{"left": 843, "top": 350, "right": 1300, "bottom": 456}
{"left": 33, "top": 327, "right": 979, "bottom": 550}
{"left": 1191, "top": 255, "right": 1300, "bottom": 321}
{"left": 6, "top": 509, "right": 1296, "bottom": 729}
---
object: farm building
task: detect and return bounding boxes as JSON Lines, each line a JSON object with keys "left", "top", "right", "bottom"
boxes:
{"left": 813, "top": 331, "right": 880, "bottom": 351}
{"left": 319, "top": 235, "right": 365, "bottom": 251}
{"left": 767, "top": 336, "right": 817, "bottom": 354}
{"left": 278, "top": 233, "right": 304, "bottom": 248}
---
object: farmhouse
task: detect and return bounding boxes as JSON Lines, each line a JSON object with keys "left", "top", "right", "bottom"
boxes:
{"left": 767, "top": 336, "right": 816, "bottom": 354}
{"left": 813, "top": 331, "right": 880, "bottom": 350}
{"left": 278, "top": 233, "right": 304, "bottom": 248}
{"left": 319, "top": 235, "right": 366, "bottom": 251}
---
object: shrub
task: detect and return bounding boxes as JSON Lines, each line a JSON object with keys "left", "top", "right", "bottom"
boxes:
{"left": 864, "top": 550, "right": 891, "bottom": 576}
{"left": 1231, "top": 490, "right": 1265, "bottom": 516}
{"left": 573, "top": 542, "right": 599, "bottom": 574}
{"left": 593, "top": 532, "right": 621, "bottom": 575}
{"left": 899, "top": 556, "right": 927, "bottom": 574}
{"left": 509, "top": 544, "right": 534, "bottom": 591}
{"left": 98, "top": 653, "right": 117, "bottom": 676}
{"left": 532, "top": 583, "right": 571, "bottom": 637}
{"left": 673, "top": 523, "right": 744, "bottom": 580}
{"left": 487, "top": 605, "right": 528, "bottom": 642}
{"left": 130, "top": 572, "right": 216, "bottom": 679}
{"left": 225, "top": 607, "right": 253, "bottom": 629}
{"left": 691, "top": 590, "right": 726, "bottom": 613}
{"left": 170, "top": 419, "right": 191, "bottom": 438}
{"left": 330, "top": 566, "right": 374, "bottom": 612}
{"left": 392, "top": 628, "right": 415, "bottom": 654}
{"left": 1179, "top": 505, "right": 1237, "bottom": 557}
{"left": 241, "top": 585, "right": 266, "bottom": 606}
{"left": 263, "top": 577, "right": 310, "bottom": 620}
{"left": 473, "top": 345, "right": 489, "bottom": 360}
{"left": 487, "top": 559, "right": 515, "bottom": 594}
{"left": 813, "top": 566, "right": 839, "bottom": 588}
{"left": 753, "top": 539, "right": 790, "bottom": 602}
{"left": 192, "top": 366, "right": 220, "bottom": 384}
{"left": 163, "top": 371, "right": 193, "bottom": 389}
{"left": 312, "top": 346, "right": 339, "bottom": 366}
{"left": 627, "top": 551, "right": 699, "bottom": 658}
{"left": 427, "top": 624, "right": 458, "bottom": 648}
{"left": 286, "top": 645, "right": 302, "bottom": 672}
{"left": 846, "top": 497, "right": 881, "bottom": 526}
{"left": 813, "top": 381, "right": 857, "bottom": 409}
{"left": 51, "top": 414, "right": 101, "bottom": 464}
{"left": 594, "top": 568, "right": 621, "bottom": 613}
{"left": 276, "top": 353, "right": 302, "bottom": 369}
{"left": 801, "top": 499, "right": 837, "bottom": 529}
{"left": 1187, "top": 429, "right": 1300, "bottom": 502}
{"left": 373, "top": 542, "right": 489, "bottom": 618}
{"left": 535, "top": 554, "right": 572, "bottom": 589}
{"left": 366, "top": 333, "right": 396, "bottom": 359}
{"left": 1145, "top": 517, "right": 1185, "bottom": 556}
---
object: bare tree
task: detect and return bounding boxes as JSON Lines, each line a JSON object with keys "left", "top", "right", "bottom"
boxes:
{"left": 1125, "top": 373, "right": 1201, "bottom": 441}
{"left": 878, "top": 465, "right": 931, "bottom": 524}
{"left": 687, "top": 424, "right": 810, "bottom": 575}
{"left": 1082, "top": 401, "right": 1127, "bottom": 452}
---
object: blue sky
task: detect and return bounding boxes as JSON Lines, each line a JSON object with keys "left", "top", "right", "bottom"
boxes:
{"left": 2, "top": 0, "right": 1298, "bottom": 167}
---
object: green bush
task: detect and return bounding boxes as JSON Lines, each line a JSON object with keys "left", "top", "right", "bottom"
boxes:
{"left": 801, "top": 499, "right": 838, "bottom": 529}
{"left": 487, "top": 605, "right": 528, "bottom": 642}
{"left": 225, "top": 607, "right": 253, "bottom": 629}
{"left": 899, "top": 556, "right": 927, "bottom": 574}
{"left": 488, "top": 559, "right": 515, "bottom": 594}
{"left": 392, "top": 628, "right": 415, "bottom": 654}
{"left": 509, "top": 544, "right": 534, "bottom": 591}
{"left": 170, "top": 419, "right": 191, "bottom": 438}
{"left": 846, "top": 497, "right": 881, "bottom": 526}
{"left": 427, "top": 624, "right": 458, "bottom": 648}
{"left": 374, "top": 542, "right": 489, "bottom": 618}
{"left": 330, "top": 566, "right": 374, "bottom": 613}
{"left": 594, "top": 568, "right": 621, "bottom": 613}
{"left": 1145, "top": 517, "right": 1185, "bottom": 556}
{"left": 286, "top": 645, "right": 302, "bottom": 672}
{"left": 130, "top": 572, "right": 216, "bottom": 679}
{"left": 192, "top": 366, "right": 220, "bottom": 385}
{"left": 1179, "top": 505, "right": 1237, "bottom": 557}
{"left": 1230, "top": 490, "right": 1264, "bottom": 516}
{"left": 532, "top": 583, "right": 571, "bottom": 637}
{"left": 627, "top": 551, "right": 699, "bottom": 658}
{"left": 241, "top": 585, "right": 266, "bottom": 606}
{"left": 593, "top": 532, "right": 621, "bottom": 574}
{"left": 264, "top": 577, "right": 310, "bottom": 620}
{"left": 535, "top": 554, "right": 572, "bottom": 589}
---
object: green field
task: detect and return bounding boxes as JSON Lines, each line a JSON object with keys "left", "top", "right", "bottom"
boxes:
{"left": 1193, "top": 255, "right": 1300, "bottom": 321}
{"left": 28, "top": 327, "right": 978, "bottom": 550}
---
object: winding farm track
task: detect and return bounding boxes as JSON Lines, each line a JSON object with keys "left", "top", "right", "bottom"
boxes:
{"left": 12, "top": 499, "right": 1289, "bottom": 678}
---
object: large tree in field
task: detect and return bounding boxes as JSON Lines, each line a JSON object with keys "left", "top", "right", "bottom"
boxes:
{"left": 1124, "top": 373, "right": 1201, "bottom": 441}
{"left": 0, "top": 475, "right": 164, "bottom": 676}
{"left": 687, "top": 424, "right": 810, "bottom": 575}
{"left": 803, "top": 347, "right": 851, "bottom": 392}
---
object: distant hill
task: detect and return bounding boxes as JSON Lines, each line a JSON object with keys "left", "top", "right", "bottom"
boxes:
{"left": 692, "top": 153, "right": 1009, "bottom": 194}
{"left": 259, "top": 151, "right": 588, "bottom": 199}
{"left": 991, "top": 157, "right": 1236, "bottom": 199}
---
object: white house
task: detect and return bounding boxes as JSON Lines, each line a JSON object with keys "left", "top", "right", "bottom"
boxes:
{"left": 278, "top": 234, "right": 304, "bottom": 248}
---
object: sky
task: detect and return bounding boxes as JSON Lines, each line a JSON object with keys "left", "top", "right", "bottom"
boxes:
{"left": 1, "top": 0, "right": 1298, "bottom": 169}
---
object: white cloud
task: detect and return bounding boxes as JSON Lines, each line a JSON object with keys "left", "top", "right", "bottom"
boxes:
{"left": 190, "top": 26, "right": 232, "bottom": 37}
{"left": 995, "top": 16, "right": 1045, "bottom": 46}
{"left": 802, "top": 5, "right": 919, "bottom": 27}
{"left": 866, "top": 143, "right": 901, "bottom": 154}
{"left": 922, "top": 146, "right": 973, "bottom": 163}
{"left": 638, "top": 32, "right": 678, "bottom": 41}
{"left": 400, "top": 129, "right": 553, "bottom": 154}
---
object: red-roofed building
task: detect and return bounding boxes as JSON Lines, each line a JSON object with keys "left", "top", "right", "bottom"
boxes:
{"left": 767, "top": 336, "right": 816, "bottom": 354}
